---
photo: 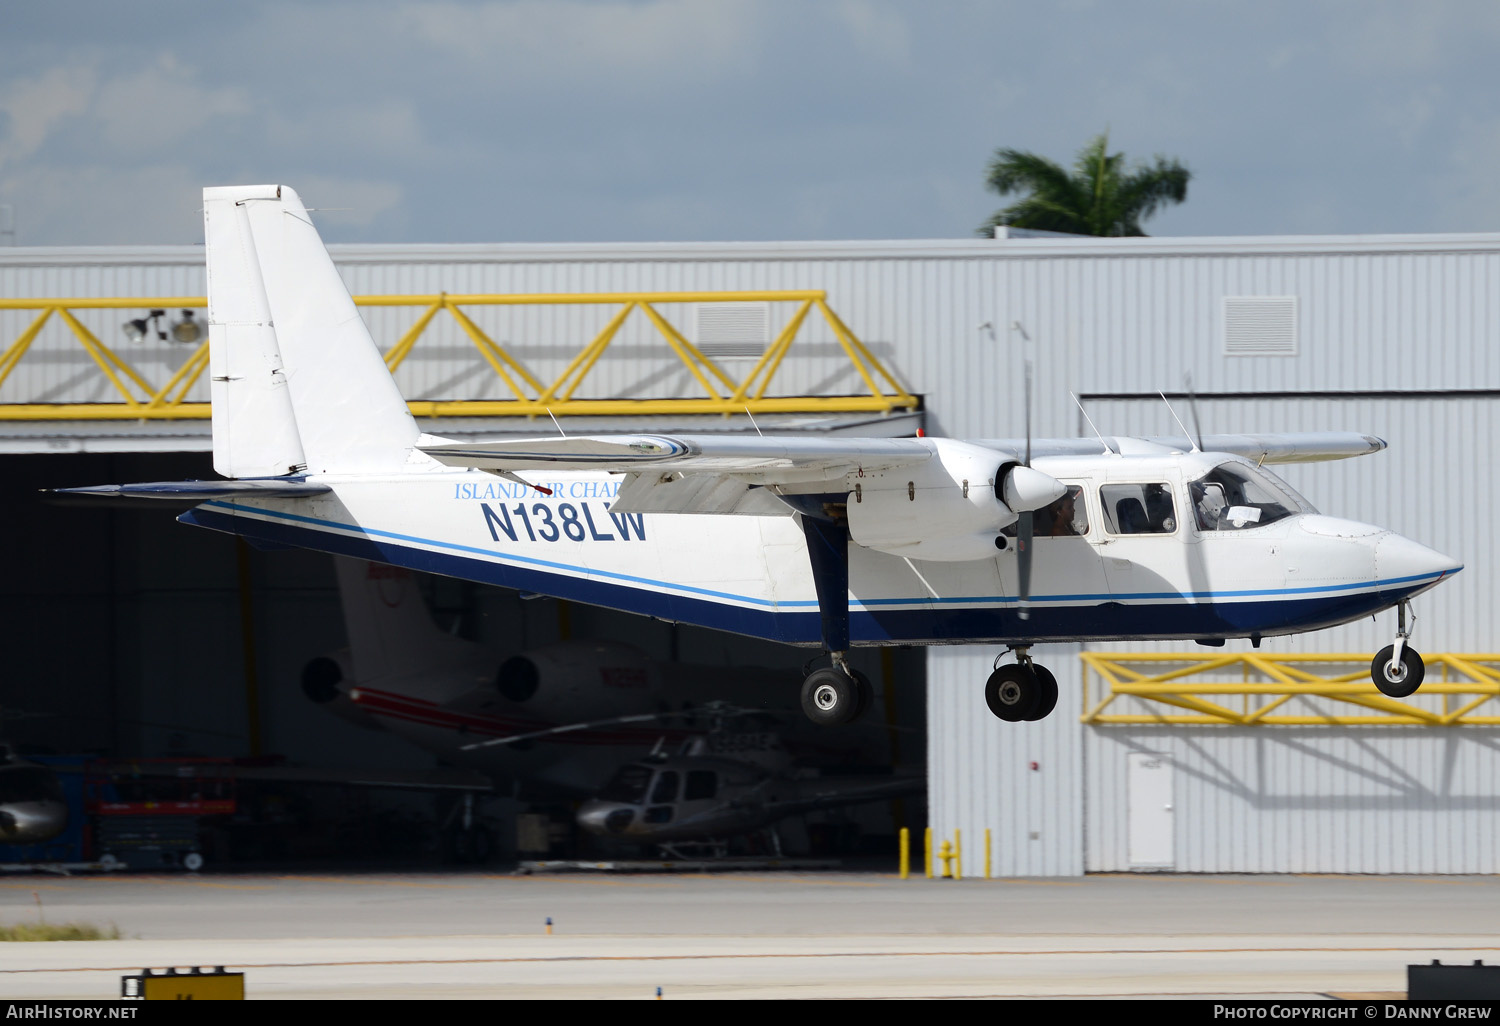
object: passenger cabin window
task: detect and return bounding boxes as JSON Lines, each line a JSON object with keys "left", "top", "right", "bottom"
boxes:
{"left": 1189, "top": 463, "right": 1315, "bottom": 532}
{"left": 1035, "top": 484, "right": 1089, "bottom": 537}
{"left": 1100, "top": 483, "right": 1177, "bottom": 535}
{"left": 1001, "top": 483, "right": 1088, "bottom": 538}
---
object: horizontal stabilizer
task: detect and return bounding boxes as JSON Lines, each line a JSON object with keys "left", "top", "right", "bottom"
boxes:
{"left": 52, "top": 478, "right": 330, "bottom": 500}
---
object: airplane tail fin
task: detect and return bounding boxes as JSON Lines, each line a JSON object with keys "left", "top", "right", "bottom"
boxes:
{"left": 332, "top": 557, "right": 478, "bottom": 684}
{"left": 203, "top": 185, "right": 417, "bottom": 478}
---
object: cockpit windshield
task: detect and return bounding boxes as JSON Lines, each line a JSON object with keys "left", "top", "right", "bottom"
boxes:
{"left": 596, "top": 764, "right": 653, "bottom": 805}
{"left": 1189, "top": 462, "right": 1317, "bottom": 532}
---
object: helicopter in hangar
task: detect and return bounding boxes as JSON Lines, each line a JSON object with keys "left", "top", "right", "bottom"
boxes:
{"left": 468, "top": 704, "right": 920, "bottom": 857}
{"left": 61, "top": 184, "right": 1462, "bottom": 728}
{"left": 0, "top": 744, "right": 68, "bottom": 846}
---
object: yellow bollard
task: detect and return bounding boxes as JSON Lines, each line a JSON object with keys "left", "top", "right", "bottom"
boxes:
{"left": 984, "top": 828, "right": 992, "bottom": 880}
{"left": 954, "top": 829, "right": 962, "bottom": 881}
{"left": 924, "top": 827, "right": 933, "bottom": 879}
{"left": 898, "top": 827, "right": 909, "bottom": 879}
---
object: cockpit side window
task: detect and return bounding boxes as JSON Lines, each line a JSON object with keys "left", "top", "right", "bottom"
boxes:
{"left": 1190, "top": 462, "right": 1315, "bottom": 532}
{"left": 684, "top": 770, "right": 717, "bottom": 801}
{"left": 1100, "top": 483, "right": 1177, "bottom": 535}
{"left": 649, "top": 770, "right": 680, "bottom": 805}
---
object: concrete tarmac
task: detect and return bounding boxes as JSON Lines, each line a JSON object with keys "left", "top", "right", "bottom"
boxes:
{"left": 2, "top": 870, "right": 1498, "bottom": 999}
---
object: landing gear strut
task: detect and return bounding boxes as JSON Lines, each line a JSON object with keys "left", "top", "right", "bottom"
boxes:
{"left": 1371, "top": 600, "right": 1425, "bottom": 698}
{"left": 983, "top": 647, "right": 1059, "bottom": 722}
{"left": 798, "top": 514, "right": 874, "bottom": 726}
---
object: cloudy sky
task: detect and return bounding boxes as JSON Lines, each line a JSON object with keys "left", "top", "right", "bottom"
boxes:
{"left": 2, "top": 0, "right": 1498, "bottom": 246}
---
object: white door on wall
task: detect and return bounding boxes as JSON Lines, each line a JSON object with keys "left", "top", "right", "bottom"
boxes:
{"left": 1127, "top": 752, "right": 1175, "bottom": 870}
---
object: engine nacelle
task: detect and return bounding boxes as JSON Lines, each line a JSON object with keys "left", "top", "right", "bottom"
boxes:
{"left": 494, "top": 640, "right": 661, "bottom": 721}
{"left": 845, "top": 439, "right": 1064, "bottom": 561}
{"left": 300, "top": 650, "right": 382, "bottom": 731}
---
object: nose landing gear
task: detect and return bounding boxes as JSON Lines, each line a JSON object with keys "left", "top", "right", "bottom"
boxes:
{"left": 984, "top": 648, "right": 1059, "bottom": 722}
{"left": 1371, "top": 600, "right": 1425, "bottom": 698}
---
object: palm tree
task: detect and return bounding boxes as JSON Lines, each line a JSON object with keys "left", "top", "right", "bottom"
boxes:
{"left": 978, "top": 133, "right": 1190, "bottom": 237}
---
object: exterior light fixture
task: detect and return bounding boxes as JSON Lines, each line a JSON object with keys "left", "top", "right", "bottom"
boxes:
{"left": 170, "top": 310, "right": 203, "bottom": 344}
{"left": 121, "top": 309, "right": 167, "bottom": 344}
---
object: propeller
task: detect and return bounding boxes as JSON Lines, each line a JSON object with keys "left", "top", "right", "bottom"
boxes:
{"left": 1017, "top": 362, "right": 1034, "bottom": 620}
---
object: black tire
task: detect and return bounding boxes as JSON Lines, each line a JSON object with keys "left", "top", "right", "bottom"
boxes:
{"left": 985, "top": 665, "right": 1039, "bottom": 722}
{"left": 1026, "top": 665, "right": 1059, "bottom": 721}
{"left": 801, "top": 667, "right": 860, "bottom": 726}
{"left": 1371, "top": 645, "right": 1424, "bottom": 698}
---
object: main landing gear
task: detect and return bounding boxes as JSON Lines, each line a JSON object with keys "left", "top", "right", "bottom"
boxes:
{"left": 799, "top": 654, "right": 875, "bottom": 727}
{"left": 1371, "top": 600, "right": 1425, "bottom": 699}
{"left": 984, "top": 648, "right": 1058, "bottom": 722}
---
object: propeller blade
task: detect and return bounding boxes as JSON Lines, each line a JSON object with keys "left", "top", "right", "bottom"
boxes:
{"left": 1017, "top": 509, "right": 1033, "bottom": 621}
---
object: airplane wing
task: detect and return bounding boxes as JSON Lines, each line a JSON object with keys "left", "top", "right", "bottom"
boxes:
{"left": 420, "top": 434, "right": 939, "bottom": 516}
{"left": 974, "top": 431, "right": 1386, "bottom": 464}
{"left": 420, "top": 434, "right": 932, "bottom": 480}
{"left": 420, "top": 430, "right": 1382, "bottom": 517}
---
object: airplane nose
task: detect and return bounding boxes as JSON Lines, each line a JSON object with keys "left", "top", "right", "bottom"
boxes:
{"left": 1375, "top": 533, "right": 1463, "bottom": 590}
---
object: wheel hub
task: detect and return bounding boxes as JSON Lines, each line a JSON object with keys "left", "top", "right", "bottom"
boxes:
{"left": 813, "top": 684, "right": 839, "bottom": 711}
{"left": 998, "top": 680, "right": 1023, "bottom": 705}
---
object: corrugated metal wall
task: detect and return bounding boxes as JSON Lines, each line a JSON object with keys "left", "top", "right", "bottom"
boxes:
{"left": 6, "top": 231, "right": 1499, "bottom": 874}
{"left": 1084, "top": 728, "right": 1500, "bottom": 873}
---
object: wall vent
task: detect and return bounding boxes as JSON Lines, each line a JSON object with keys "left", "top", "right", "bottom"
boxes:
{"left": 694, "top": 303, "right": 768, "bottom": 358}
{"left": 1223, "top": 296, "right": 1298, "bottom": 356}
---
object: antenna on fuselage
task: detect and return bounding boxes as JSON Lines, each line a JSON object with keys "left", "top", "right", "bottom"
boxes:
{"left": 1159, "top": 392, "right": 1200, "bottom": 453}
{"left": 1184, "top": 373, "right": 1206, "bottom": 453}
{"left": 1071, "top": 393, "right": 1117, "bottom": 455}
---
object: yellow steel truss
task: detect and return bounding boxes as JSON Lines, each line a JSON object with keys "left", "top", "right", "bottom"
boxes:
{"left": 0, "top": 291, "right": 918, "bottom": 420}
{"left": 1081, "top": 652, "right": 1500, "bottom": 727}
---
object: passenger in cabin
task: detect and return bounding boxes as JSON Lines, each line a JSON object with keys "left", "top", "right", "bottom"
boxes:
{"left": 1143, "top": 484, "right": 1176, "bottom": 532}
{"left": 1039, "top": 486, "right": 1086, "bottom": 536}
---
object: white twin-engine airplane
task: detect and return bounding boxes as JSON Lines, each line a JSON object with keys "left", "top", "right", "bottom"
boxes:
{"left": 66, "top": 185, "right": 1462, "bottom": 726}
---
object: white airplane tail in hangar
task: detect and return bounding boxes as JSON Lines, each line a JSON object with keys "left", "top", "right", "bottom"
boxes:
{"left": 202, "top": 185, "right": 418, "bottom": 478}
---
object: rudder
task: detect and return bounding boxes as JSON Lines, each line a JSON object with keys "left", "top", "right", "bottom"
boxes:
{"left": 203, "top": 184, "right": 418, "bottom": 477}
